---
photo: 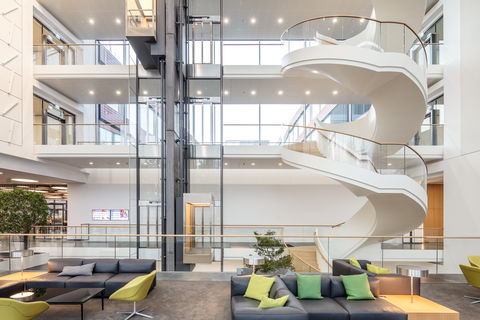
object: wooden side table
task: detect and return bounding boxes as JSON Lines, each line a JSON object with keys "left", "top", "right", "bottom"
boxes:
{"left": 381, "top": 295, "right": 459, "bottom": 320}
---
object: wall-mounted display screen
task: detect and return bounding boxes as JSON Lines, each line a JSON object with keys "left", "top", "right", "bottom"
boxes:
{"left": 92, "top": 209, "right": 110, "bottom": 221}
{"left": 111, "top": 209, "right": 129, "bottom": 221}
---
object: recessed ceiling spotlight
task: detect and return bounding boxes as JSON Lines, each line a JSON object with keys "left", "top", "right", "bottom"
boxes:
{"left": 196, "top": 90, "right": 203, "bottom": 95}
{"left": 388, "top": 163, "right": 393, "bottom": 166}
{"left": 143, "top": 90, "right": 148, "bottom": 95}
{"left": 305, "top": 90, "right": 311, "bottom": 95}
{"left": 0, "top": 172, "right": 3, "bottom": 175}
{"left": 11, "top": 178, "right": 39, "bottom": 183}
{"left": 89, "top": 90, "right": 95, "bottom": 95}
{"left": 332, "top": 18, "right": 338, "bottom": 23}
{"left": 251, "top": 162, "right": 256, "bottom": 166}
{"left": 115, "top": 90, "right": 121, "bottom": 95}
{"left": 277, "top": 90, "right": 284, "bottom": 95}
{"left": 88, "top": 18, "right": 95, "bottom": 25}
{"left": 359, "top": 18, "right": 365, "bottom": 23}
{"left": 224, "top": 90, "right": 229, "bottom": 95}
{"left": 250, "top": 17, "right": 257, "bottom": 24}
{"left": 250, "top": 90, "right": 256, "bottom": 96}
{"left": 311, "top": 70, "right": 319, "bottom": 74}
{"left": 115, "top": 18, "right": 121, "bottom": 24}
{"left": 116, "top": 162, "right": 121, "bottom": 165}
{"left": 224, "top": 162, "right": 228, "bottom": 166}
{"left": 89, "top": 161, "right": 94, "bottom": 165}
{"left": 223, "top": 17, "right": 229, "bottom": 24}
{"left": 332, "top": 90, "right": 338, "bottom": 95}
{"left": 277, "top": 17, "right": 284, "bottom": 24}
{"left": 278, "top": 162, "right": 283, "bottom": 166}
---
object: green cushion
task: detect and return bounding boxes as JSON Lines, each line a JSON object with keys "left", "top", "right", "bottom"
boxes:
{"left": 367, "top": 263, "right": 390, "bottom": 274}
{"left": 296, "top": 273, "right": 323, "bottom": 299}
{"left": 244, "top": 273, "right": 275, "bottom": 301}
{"left": 349, "top": 257, "right": 361, "bottom": 269}
{"left": 341, "top": 273, "right": 376, "bottom": 300}
{"left": 258, "top": 295, "right": 289, "bottom": 309}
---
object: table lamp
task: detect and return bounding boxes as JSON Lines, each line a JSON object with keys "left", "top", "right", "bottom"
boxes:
{"left": 243, "top": 255, "right": 265, "bottom": 274}
{"left": 396, "top": 265, "right": 429, "bottom": 303}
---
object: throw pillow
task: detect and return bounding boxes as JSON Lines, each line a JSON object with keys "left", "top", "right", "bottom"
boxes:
{"left": 244, "top": 273, "right": 275, "bottom": 301}
{"left": 349, "top": 257, "right": 361, "bottom": 269}
{"left": 341, "top": 273, "right": 375, "bottom": 300}
{"left": 258, "top": 295, "right": 289, "bottom": 308}
{"left": 366, "top": 263, "right": 390, "bottom": 274}
{"left": 296, "top": 273, "right": 323, "bottom": 299}
{"left": 58, "top": 263, "right": 95, "bottom": 277}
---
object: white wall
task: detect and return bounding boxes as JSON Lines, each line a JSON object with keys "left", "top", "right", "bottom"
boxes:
{"left": 441, "top": 0, "right": 480, "bottom": 272}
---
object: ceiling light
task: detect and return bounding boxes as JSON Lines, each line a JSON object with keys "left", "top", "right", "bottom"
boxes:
{"left": 196, "top": 90, "right": 203, "bottom": 95}
{"left": 116, "top": 162, "right": 121, "bottom": 165}
{"left": 224, "top": 90, "right": 229, "bottom": 95}
{"left": 305, "top": 90, "right": 311, "bottom": 95}
{"left": 89, "top": 161, "right": 94, "bottom": 165}
{"left": 0, "top": 172, "right": 3, "bottom": 175}
{"left": 34, "top": 190, "right": 47, "bottom": 193}
{"left": 250, "top": 90, "right": 256, "bottom": 96}
{"left": 115, "top": 18, "right": 121, "bottom": 24}
{"left": 332, "top": 18, "right": 338, "bottom": 23}
{"left": 11, "top": 178, "right": 39, "bottom": 183}
{"left": 311, "top": 70, "right": 319, "bottom": 74}
{"left": 115, "top": 90, "right": 121, "bottom": 95}
{"left": 360, "top": 18, "right": 365, "bottom": 23}
{"left": 89, "top": 90, "right": 95, "bottom": 95}
{"left": 52, "top": 186, "right": 68, "bottom": 190}
{"left": 277, "top": 17, "right": 284, "bottom": 24}
{"left": 251, "top": 162, "right": 256, "bottom": 166}
{"left": 277, "top": 90, "right": 284, "bottom": 95}
{"left": 143, "top": 90, "right": 148, "bottom": 95}
{"left": 388, "top": 163, "right": 393, "bottom": 166}
{"left": 88, "top": 18, "right": 95, "bottom": 25}
{"left": 223, "top": 17, "right": 229, "bottom": 24}
{"left": 278, "top": 162, "right": 283, "bottom": 166}
{"left": 250, "top": 17, "right": 256, "bottom": 24}
{"left": 224, "top": 162, "right": 228, "bottom": 166}
{"left": 332, "top": 90, "right": 338, "bottom": 95}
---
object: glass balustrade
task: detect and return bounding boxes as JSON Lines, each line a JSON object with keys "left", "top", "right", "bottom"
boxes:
{"left": 410, "top": 124, "right": 444, "bottom": 146}
{"left": 281, "top": 15, "right": 428, "bottom": 70}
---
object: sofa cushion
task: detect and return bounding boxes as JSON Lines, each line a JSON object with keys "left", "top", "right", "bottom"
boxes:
{"left": 58, "top": 263, "right": 95, "bottom": 277}
{"left": 332, "top": 259, "right": 375, "bottom": 276}
{"left": 48, "top": 258, "right": 83, "bottom": 273}
{"left": 231, "top": 296, "right": 308, "bottom": 320}
{"left": 340, "top": 274, "right": 375, "bottom": 300}
{"left": 82, "top": 259, "right": 119, "bottom": 273}
{"left": 105, "top": 273, "right": 154, "bottom": 297}
{"left": 334, "top": 297, "right": 406, "bottom": 320}
{"left": 244, "top": 274, "right": 275, "bottom": 301}
{"left": 299, "top": 297, "right": 349, "bottom": 320}
{"left": 330, "top": 276, "right": 380, "bottom": 298}
{"left": 280, "top": 274, "right": 331, "bottom": 298}
{"left": 65, "top": 273, "right": 114, "bottom": 289}
{"left": 118, "top": 259, "right": 156, "bottom": 273}
{"left": 26, "top": 273, "right": 71, "bottom": 288}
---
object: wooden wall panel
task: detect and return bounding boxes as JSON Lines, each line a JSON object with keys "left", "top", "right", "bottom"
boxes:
{"left": 424, "top": 184, "right": 444, "bottom": 242}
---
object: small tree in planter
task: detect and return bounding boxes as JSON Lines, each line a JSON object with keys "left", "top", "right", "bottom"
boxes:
{"left": 249, "top": 230, "right": 294, "bottom": 273}
{"left": 0, "top": 189, "right": 49, "bottom": 249}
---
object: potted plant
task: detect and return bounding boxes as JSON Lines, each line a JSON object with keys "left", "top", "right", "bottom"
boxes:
{"left": 0, "top": 189, "right": 49, "bottom": 250}
{"left": 247, "top": 230, "right": 294, "bottom": 274}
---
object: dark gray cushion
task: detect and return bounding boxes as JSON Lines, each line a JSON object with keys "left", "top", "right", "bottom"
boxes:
{"left": 82, "top": 259, "right": 119, "bottom": 273}
{"left": 332, "top": 259, "right": 375, "bottom": 277}
{"left": 65, "top": 273, "right": 114, "bottom": 288}
{"left": 231, "top": 296, "right": 308, "bottom": 320}
{"left": 280, "top": 274, "right": 331, "bottom": 298}
{"left": 58, "top": 263, "right": 95, "bottom": 276}
{"left": 48, "top": 258, "right": 83, "bottom": 273}
{"left": 334, "top": 297, "right": 407, "bottom": 320}
{"left": 27, "top": 273, "right": 71, "bottom": 288}
{"left": 330, "top": 276, "right": 380, "bottom": 298}
{"left": 299, "top": 297, "right": 349, "bottom": 320}
{"left": 118, "top": 259, "right": 156, "bottom": 273}
{"left": 105, "top": 273, "right": 155, "bottom": 297}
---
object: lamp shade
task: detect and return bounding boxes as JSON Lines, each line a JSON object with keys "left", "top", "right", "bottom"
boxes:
{"left": 243, "top": 256, "right": 265, "bottom": 266}
{"left": 396, "top": 265, "right": 429, "bottom": 278}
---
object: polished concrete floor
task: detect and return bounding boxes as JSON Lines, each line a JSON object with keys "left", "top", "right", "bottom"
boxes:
{"left": 32, "top": 273, "right": 480, "bottom": 320}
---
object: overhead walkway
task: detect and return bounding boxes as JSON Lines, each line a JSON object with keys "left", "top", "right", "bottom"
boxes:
{"left": 279, "top": 15, "right": 428, "bottom": 261}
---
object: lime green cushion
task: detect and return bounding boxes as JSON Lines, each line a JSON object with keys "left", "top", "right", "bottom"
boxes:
{"left": 341, "top": 273, "right": 376, "bottom": 300}
{"left": 367, "top": 263, "right": 390, "bottom": 274}
{"left": 349, "top": 257, "right": 361, "bottom": 269}
{"left": 296, "top": 273, "right": 323, "bottom": 299}
{"left": 244, "top": 273, "right": 275, "bottom": 301}
{"left": 258, "top": 295, "right": 289, "bottom": 309}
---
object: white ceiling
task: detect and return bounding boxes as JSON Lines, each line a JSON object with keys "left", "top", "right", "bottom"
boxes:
{"left": 0, "top": 168, "right": 72, "bottom": 184}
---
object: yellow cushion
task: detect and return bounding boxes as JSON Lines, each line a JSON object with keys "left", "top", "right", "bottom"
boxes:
{"left": 0, "top": 298, "right": 49, "bottom": 320}
{"left": 366, "top": 263, "right": 390, "bottom": 274}
{"left": 258, "top": 295, "right": 289, "bottom": 309}
{"left": 109, "top": 270, "right": 156, "bottom": 302}
{"left": 244, "top": 273, "right": 275, "bottom": 301}
{"left": 349, "top": 257, "right": 361, "bottom": 269}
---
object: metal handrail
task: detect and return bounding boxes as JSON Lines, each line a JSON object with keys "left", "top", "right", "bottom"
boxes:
{"left": 280, "top": 15, "right": 428, "bottom": 65}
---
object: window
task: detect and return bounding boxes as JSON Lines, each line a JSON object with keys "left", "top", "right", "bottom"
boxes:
{"left": 33, "top": 18, "right": 74, "bottom": 65}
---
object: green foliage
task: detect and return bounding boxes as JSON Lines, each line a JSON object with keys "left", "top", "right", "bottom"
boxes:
{"left": 0, "top": 189, "right": 49, "bottom": 234}
{"left": 250, "top": 230, "right": 294, "bottom": 273}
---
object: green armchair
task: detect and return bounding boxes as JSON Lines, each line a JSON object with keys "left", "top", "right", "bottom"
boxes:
{"left": 0, "top": 298, "right": 49, "bottom": 320}
{"left": 460, "top": 264, "right": 480, "bottom": 303}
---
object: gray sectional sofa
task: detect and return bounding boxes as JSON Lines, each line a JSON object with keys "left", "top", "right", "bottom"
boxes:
{"left": 231, "top": 274, "right": 417, "bottom": 320}
{"left": 0, "top": 258, "right": 157, "bottom": 298}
